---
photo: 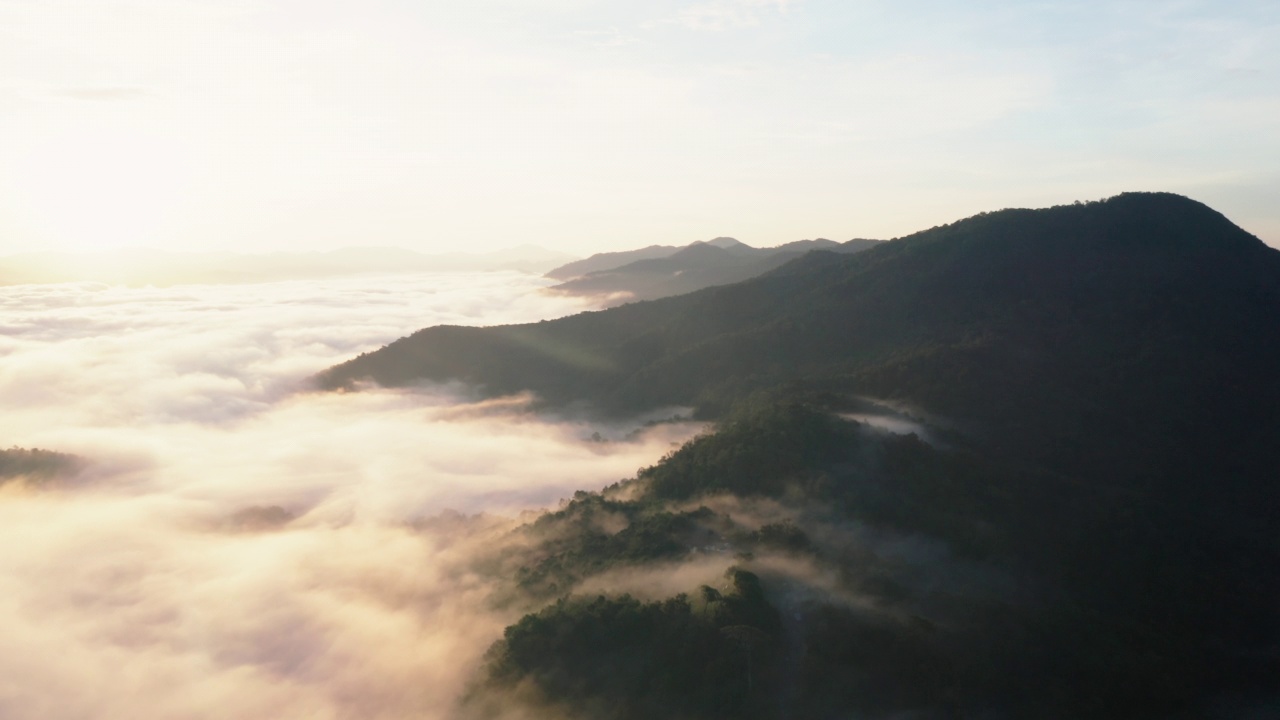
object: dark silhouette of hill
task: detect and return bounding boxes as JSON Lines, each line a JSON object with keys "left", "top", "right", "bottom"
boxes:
{"left": 465, "top": 395, "right": 1279, "bottom": 718}
{"left": 321, "top": 192, "right": 1280, "bottom": 717}
{"left": 318, "top": 189, "right": 1280, "bottom": 513}
{"left": 702, "top": 235, "right": 751, "bottom": 249}
{"left": 319, "top": 192, "right": 1279, "bottom": 486}
{"left": 549, "top": 242, "right": 813, "bottom": 304}
{"left": 545, "top": 236, "right": 879, "bottom": 304}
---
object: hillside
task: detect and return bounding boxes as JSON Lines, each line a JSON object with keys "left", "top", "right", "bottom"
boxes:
{"left": 548, "top": 243, "right": 807, "bottom": 305}
{"left": 318, "top": 192, "right": 1279, "bottom": 482}
{"left": 545, "top": 236, "right": 878, "bottom": 304}
{"left": 464, "top": 396, "right": 1279, "bottom": 718}
{"left": 319, "top": 192, "right": 1280, "bottom": 717}
{"left": 544, "top": 244, "right": 684, "bottom": 281}
{"left": 0, "top": 244, "right": 577, "bottom": 286}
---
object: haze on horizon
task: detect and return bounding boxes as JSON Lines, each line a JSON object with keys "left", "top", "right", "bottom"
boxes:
{"left": 2, "top": 0, "right": 1278, "bottom": 259}
{"left": 0, "top": 273, "right": 710, "bottom": 719}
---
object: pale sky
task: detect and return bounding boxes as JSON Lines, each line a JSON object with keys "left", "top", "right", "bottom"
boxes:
{"left": 1, "top": 0, "right": 1277, "bottom": 255}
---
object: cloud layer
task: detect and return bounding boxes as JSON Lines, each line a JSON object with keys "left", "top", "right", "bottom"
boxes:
{"left": 0, "top": 273, "right": 701, "bottom": 719}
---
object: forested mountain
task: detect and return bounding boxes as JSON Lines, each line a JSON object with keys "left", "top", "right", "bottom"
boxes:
{"left": 319, "top": 192, "right": 1280, "bottom": 717}
{"left": 0, "top": 447, "right": 81, "bottom": 487}
{"left": 320, "top": 193, "right": 1278, "bottom": 477}
{"left": 544, "top": 244, "right": 686, "bottom": 280}
{"left": 545, "top": 236, "right": 880, "bottom": 304}
{"left": 463, "top": 395, "right": 1278, "bottom": 718}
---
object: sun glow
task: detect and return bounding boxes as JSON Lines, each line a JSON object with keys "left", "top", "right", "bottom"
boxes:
{"left": 15, "top": 123, "right": 195, "bottom": 252}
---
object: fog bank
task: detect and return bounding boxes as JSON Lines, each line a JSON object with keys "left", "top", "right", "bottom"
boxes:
{"left": 0, "top": 273, "right": 701, "bottom": 719}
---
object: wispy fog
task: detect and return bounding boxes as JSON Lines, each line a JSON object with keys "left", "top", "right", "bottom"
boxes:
{"left": 0, "top": 273, "right": 701, "bottom": 719}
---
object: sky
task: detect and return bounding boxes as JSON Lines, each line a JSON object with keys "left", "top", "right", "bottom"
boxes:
{"left": 1, "top": 0, "right": 1277, "bottom": 255}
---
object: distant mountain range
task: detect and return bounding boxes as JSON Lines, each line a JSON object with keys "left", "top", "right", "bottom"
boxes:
{"left": 321, "top": 192, "right": 1280, "bottom": 717}
{"left": 320, "top": 192, "right": 1280, "bottom": 489}
{"left": 0, "top": 244, "right": 578, "bottom": 286}
{"left": 545, "top": 235, "right": 881, "bottom": 304}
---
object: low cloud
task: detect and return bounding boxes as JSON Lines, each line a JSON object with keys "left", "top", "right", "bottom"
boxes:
{"left": 0, "top": 272, "right": 700, "bottom": 719}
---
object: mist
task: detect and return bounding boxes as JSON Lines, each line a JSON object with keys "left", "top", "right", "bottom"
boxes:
{"left": 0, "top": 272, "right": 702, "bottom": 719}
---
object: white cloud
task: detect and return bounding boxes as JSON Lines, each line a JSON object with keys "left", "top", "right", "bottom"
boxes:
{"left": 0, "top": 273, "right": 702, "bottom": 719}
{"left": 660, "top": 0, "right": 797, "bottom": 31}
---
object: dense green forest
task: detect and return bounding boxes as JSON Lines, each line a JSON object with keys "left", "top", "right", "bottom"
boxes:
{"left": 319, "top": 193, "right": 1280, "bottom": 717}
{"left": 469, "top": 568, "right": 782, "bottom": 720}
{"left": 462, "top": 397, "right": 1276, "bottom": 718}
{"left": 317, "top": 192, "right": 1279, "bottom": 489}
{"left": 547, "top": 237, "right": 880, "bottom": 304}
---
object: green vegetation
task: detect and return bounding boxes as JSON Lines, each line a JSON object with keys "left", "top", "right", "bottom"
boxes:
{"left": 467, "top": 569, "right": 782, "bottom": 720}
{"left": 469, "top": 393, "right": 1279, "bottom": 717}
{"left": 637, "top": 397, "right": 1015, "bottom": 558}
{"left": 544, "top": 237, "right": 880, "bottom": 305}
{"left": 0, "top": 446, "right": 80, "bottom": 487}
{"left": 548, "top": 239, "right": 878, "bottom": 305}
{"left": 318, "top": 193, "right": 1280, "bottom": 509}
{"left": 324, "top": 193, "right": 1280, "bottom": 717}
{"left": 512, "top": 499, "right": 708, "bottom": 599}
{"left": 493, "top": 398, "right": 1017, "bottom": 607}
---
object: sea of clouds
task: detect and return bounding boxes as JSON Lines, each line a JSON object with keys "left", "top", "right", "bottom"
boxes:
{"left": 0, "top": 272, "right": 701, "bottom": 719}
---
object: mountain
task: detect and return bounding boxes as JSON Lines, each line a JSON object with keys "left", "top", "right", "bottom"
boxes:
{"left": 320, "top": 193, "right": 1279, "bottom": 469}
{"left": 699, "top": 236, "right": 753, "bottom": 250}
{"left": 0, "top": 245, "right": 578, "bottom": 286}
{"left": 321, "top": 192, "right": 1280, "bottom": 716}
{"left": 464, "top": 393, "right": 1278, "bottom": 719}
{"left": 319, "top": 193, "right": 1280, "bottom": 484}
{"left": 544, "top": 237, "right": 777, "bottom": 282}
{"left": 548, "top": 243, "right": 801, "bottom": 304}
{"left": 543, "top": 244, "right": 683, "bottom": 280}
{"left": 546, "top": 236, "right": 875, "bottom": 304}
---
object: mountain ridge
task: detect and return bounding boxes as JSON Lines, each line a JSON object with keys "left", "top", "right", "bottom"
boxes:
{"left": 319, "top": 192, "right": 1277, "bottom": 438}
{"left": 545, "top": 236, "right": 880, "bottom": 304}
{"left": 317, "top": 191, "right": 1280, "bottom": 534}
{"left": 317, "top": 191, "right": 1280, "bottom": 717}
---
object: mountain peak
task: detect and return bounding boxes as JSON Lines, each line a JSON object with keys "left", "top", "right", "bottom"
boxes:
{"left": 972, "top": 192, "right": 1259, "bottom": 251}
{"left": 317, "top": 193, "right": 1280, "bottom": 716}
{"left": 1097, "top": 191, "right": 1263, "bottom": 246}
{"left": 701, "top": 237, "right": 750, "bottom": 250}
